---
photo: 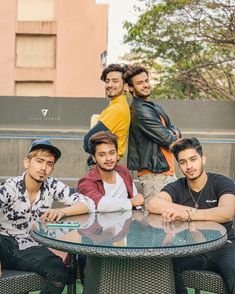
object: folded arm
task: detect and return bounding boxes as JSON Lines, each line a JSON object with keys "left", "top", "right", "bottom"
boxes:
{"left": 83, "top": 121, "right": 109, "bottom": 153}
{"left": 148, "top": 191, "right": 235, "bottom": 223}
{"left": 136, "top": 104, "right": 177, "bottom": 147}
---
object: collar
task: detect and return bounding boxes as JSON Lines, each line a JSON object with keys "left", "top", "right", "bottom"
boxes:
{"left": 132, "top": 96, "right": 150, "bottom": 103}
{"left": 110, "top": 95, "right": 127, "bottom": 105}
{"left": 22, "top": 172, "right": 48, "bottom": 194}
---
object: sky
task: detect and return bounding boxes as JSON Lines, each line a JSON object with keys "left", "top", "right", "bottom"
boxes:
{"left": 96, "top": 0, "right": 141, "bottom": 63}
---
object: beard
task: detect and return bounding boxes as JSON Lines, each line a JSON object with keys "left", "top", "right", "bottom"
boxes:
{"left": 106, "top": 89, "right": 124, "bottom": 99}
{"left": 28, "top": 172, "right": 45, "bottom": 183}
{"left": 132, "top": 88, "right": 150, "bottom": 99}
{"left": 183, "top": 164, "right": 204, "bottom": 181}
{"left": 96, "top": 161, "right": 116, "bottom": 172}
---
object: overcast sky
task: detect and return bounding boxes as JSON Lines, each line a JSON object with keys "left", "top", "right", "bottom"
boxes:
{"left": 96, "top": 0, "right": 140, "bottom": 63}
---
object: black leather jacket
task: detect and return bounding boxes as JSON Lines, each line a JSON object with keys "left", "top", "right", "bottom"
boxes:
{"left": 127, "top": 97, "right": 180, "bottom": 173}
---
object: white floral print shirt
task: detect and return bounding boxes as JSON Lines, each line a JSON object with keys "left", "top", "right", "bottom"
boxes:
{"left": 0, "top": 174, "right": 95, "bottom": 250}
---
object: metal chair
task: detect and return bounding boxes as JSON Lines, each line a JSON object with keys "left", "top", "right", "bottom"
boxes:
{"left": 0, "top": 270, "right": 45, "bottom": 294}
{"left": 182, "top": 269, "right": 228, "bottom": 294}
{"left": 182, "top": 218, "right": 235, "bottom": 294}
{"left": 0, "top": 254, "right": 79, "bottom": 294}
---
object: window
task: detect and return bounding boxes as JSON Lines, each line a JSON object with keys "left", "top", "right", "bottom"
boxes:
{"left": 16, "top": 35, "right": 56, "bottom": 68}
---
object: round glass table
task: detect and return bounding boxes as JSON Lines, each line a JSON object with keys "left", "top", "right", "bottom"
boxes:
{"left": 31, "top": 210, "right": 227, "bottom": 294}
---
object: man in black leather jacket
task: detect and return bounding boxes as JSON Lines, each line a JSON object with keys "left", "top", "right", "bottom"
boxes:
{"left": 124, "top": 65, "right": 181, "bottom": 205}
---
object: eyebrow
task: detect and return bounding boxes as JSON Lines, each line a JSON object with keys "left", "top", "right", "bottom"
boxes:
{"left": 106, "top": 78, "right": 120, "bottom": 81}
{"left": 97, "top": 149, "right": 116, "bottom": 154}
{"left": 36, "top": 157, "right": 55, "bottom": 164}
{"left": 179, "top": 155, "right": 198, "bottom": 162}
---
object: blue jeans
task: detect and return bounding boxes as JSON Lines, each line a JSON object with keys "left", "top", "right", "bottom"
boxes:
{"left": 0, "top": 235, "right": 70, "bottom": 294}
{"left": 173, "top": 239, "right": 235, "bottom": 294}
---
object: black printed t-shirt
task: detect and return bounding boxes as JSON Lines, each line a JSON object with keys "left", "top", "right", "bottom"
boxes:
{"left": 162, "top": 173, "right": 235, "bottom": 239}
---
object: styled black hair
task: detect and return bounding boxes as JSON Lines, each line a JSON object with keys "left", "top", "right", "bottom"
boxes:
{"left": 89, "top": 131, "right": 118, "bottom": 156}
{"left": 123, "top": 65, "right": 149, "bottom": 86}
{"left": 170, "top": 137, "right": 203, "bottom": 161}
{"left": 100, "top": 63, "right": 129, "bottom": 82}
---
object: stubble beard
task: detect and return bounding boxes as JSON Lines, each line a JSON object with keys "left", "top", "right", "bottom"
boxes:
{"left": 134, "top": 89, "right": 150, "bottom": 99}
{"left": 96, "top": 161, "right": 116, "bottom": 173}
{"left": 185, "top": 165, "right": 204, "bottom": 182}
{"left": 28, "top": 172, "right": 45, "bottom": 184}
{"left": 106, "top": 86, "right": 125, "bottom": 99}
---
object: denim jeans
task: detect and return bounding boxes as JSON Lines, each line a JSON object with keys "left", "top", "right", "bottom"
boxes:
{"left": 173, "top": 239, "right": 235, "bottom": 294}
{"left": 0, "top": 235, "right": 69, "bottom": 294}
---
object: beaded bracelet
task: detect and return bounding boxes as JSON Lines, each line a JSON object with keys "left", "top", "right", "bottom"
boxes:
{"left": 185, "top": 210, "right": 191, "bottom": 222}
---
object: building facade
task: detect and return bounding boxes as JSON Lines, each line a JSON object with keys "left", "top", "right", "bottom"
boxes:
{"left": 0, "top": 0, "right": 108, "bottom": 97}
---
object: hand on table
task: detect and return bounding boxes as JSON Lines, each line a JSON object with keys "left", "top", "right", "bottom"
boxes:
{"left": 40, "top": 208, "right": 66, "bottom": 222}
{"left": 162, "top": 208, "right": 189, "bottom": 222}
{"left": 130, "top": 193, "right": 144, "bottom": 208}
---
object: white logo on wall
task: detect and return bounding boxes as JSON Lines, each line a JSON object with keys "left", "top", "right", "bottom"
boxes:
{"left": 29, "top": 108, "right": 60, "bottom": 121}
{"left": 41, "top": 109, "right": 48, "bottom": 117}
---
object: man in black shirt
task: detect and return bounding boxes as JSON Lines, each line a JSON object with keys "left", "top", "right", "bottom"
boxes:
{"left": 148, "top": 137, "right": 235, "bottom": 294}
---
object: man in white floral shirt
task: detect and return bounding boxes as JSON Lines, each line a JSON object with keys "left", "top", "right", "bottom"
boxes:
{"left": 0, "top": 139, "right": 95, "bottom": 294}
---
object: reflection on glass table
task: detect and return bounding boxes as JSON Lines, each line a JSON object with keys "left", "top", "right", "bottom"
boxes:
{"left": 32, "top": 211, "right": 227, "bottom": 294}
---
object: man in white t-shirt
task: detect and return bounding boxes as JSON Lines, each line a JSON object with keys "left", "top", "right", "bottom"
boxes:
{"left": 78, "top": 131, "right": 144, "bottom": 212}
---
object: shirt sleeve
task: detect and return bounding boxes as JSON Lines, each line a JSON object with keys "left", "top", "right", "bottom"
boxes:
{"left": 136, "top": 104, "right": 177, "bottom": 146}
{"left": 51, "top": 178, "right": 96, "bottom": 212}
{"left": 161, "top": 181, "right": 179, "bottom": 203}
{"left": 83, "top": 121, "right": 109, "bottom": 153}
{"left": 0, "top": 183, "right": 14, "bottom": 209}
{"left": 97, "top": 197, "right": 132, "bottom": 212}
{"left": 99, "top": 106, "right": 120, "bottom": 129}
{"left": 78, "top": 177, "right": 104, "bottom": 207}
{"left": 214, "top": 174, "right": 235, "bottom": 197}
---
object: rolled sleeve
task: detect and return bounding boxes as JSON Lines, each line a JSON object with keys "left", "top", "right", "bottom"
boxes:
{"left": 97, "top": 197, "right": 132, "bottom": 212}
{"left": 77, "top": 193, "right": 96, "bottom": 213}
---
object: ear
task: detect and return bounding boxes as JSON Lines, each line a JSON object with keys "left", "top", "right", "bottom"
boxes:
{"left": 123, "top": 83, "right": 128, "bottom": 93}
{"left": 23, "top": 157, "right": 30, "bottom": 169}
{"left": 202, "top": 155, "right": 206, "bottom": 166}
{"left": 128, "top": 85, "right": 135, "bottom": 94}
{"left": 92, "top": 155, "right": 96, "bottom": 163}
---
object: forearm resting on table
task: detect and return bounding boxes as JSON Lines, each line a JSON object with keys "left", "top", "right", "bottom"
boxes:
{"left": 97, "top": 197, "right": 132, "bottom": 212}
{"left": 191, "top": 194, "right": 235, "bottom": 223}
{"left": 148, "top": 194, "right": 235, "bottom": 223}
{"left": 147, "top": 196, "right": 185, "bottom": 214}
{"left": 59, "top": 202, "right": 89, "bottom": 217}
{"left": 130, "top": 193, "right": 144, "bottom": 207}
{"left": 189, "top": 206, "right": 234, "bottom": 223}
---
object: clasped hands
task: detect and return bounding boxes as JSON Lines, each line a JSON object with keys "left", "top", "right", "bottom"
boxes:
{"left": 162, "top": 208, "right": 192, "bottom": 223}
{"left": 161, "top": 208, "right": 198, "bottom": 233}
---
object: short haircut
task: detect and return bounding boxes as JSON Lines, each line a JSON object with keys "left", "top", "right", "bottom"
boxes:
{"left": 89, "top": 131, "right": 118, "bottom": 156}
{"left": 170, "top": 137, "right": 203, "bottom": 161}
{"left": 100, "top": 63, "right": 129, "bottom": 82}
{"left": 124, "top": 65, "right": 149, "bottom": 86}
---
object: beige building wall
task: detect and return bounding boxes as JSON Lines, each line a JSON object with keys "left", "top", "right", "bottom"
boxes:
{"left": 0, "top": 0, "right": 108, "bottom": 97}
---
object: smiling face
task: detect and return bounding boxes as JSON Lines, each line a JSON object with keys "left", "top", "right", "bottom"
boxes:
{"left": 129, "top": 72, "right": 151, "bottom": 99}
{"left": 92, "top": 143, "right": 118, "bottom": 172}
{"left": 177, "top": 148, "right": 206, "bottom": 181}
{"left": 24, "top": 150, "right": 55, "bottom": 183}
{"left": 104, "top": 71, "right": 127, "bottom": 99}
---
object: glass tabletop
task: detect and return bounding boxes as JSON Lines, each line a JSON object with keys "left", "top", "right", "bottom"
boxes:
{"left": 33, "top": 210, "right": 227, "bottom": 250}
